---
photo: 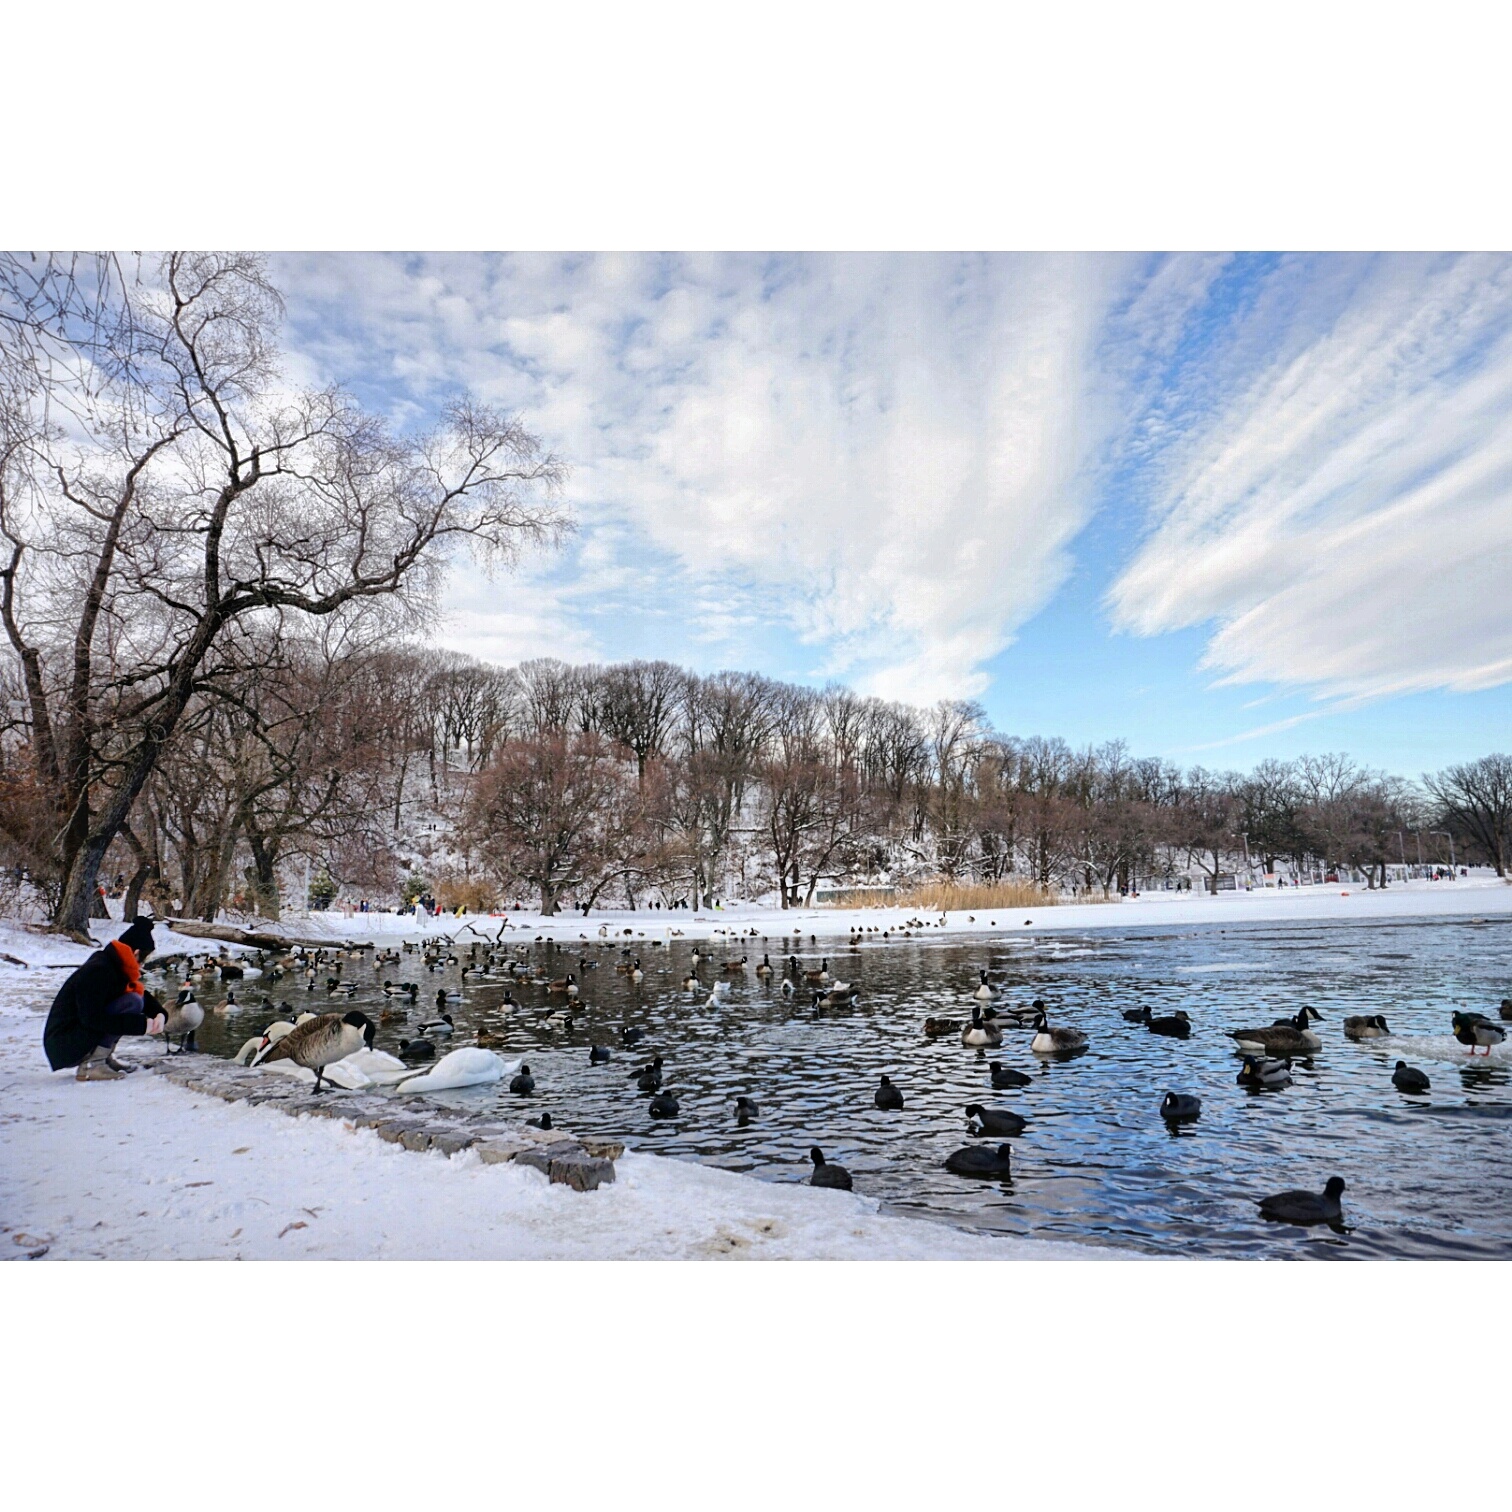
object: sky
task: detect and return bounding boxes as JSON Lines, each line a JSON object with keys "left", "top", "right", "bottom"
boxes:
{"left": 272, "top": 252, "right": 1512, "bottom": 776}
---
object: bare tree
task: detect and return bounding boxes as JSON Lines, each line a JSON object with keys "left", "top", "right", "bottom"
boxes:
{"left": 1426, "top": 754, "right": 1512, "bottom": 876}
{"left": 0, "top": 251, "right": 567, "bottom": 934}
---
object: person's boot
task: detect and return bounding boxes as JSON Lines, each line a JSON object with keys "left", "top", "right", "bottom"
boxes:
{"left": 105, "top": 1053, "right": 138, "bottom": 1073}
{"left": 76, "top": 1046, "right": 123, "bottom": 1082}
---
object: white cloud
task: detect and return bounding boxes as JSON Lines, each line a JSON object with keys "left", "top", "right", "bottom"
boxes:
{"left": 1107, "top": 253, "right": 1512, "bottom": 700}
{"left": 275, "top": 252, "right": 1129, "bottom": 702}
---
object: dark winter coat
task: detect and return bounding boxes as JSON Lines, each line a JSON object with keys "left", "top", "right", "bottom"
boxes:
{"left": 43, "top": 941, "right": 152, "bottom": 1070}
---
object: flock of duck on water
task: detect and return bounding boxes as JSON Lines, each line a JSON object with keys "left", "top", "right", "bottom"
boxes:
{"left": 147, "top": 921, "right": 1512, "bottom": 1232}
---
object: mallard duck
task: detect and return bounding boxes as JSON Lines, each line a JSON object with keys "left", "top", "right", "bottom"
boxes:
{"left": 873, "top": 1075, "right": 904, "bottom": 1110}
{"left": 1343, "top": 1014, "right": 1390, "bottom": 1040}
{"left": 475, "top": 1025, "right": 508, "bottom": 1048}
{"left": 923, "top": 1016, "right": 963, "bottom": 1037}
{"left": 1122, "top": 1005, "right": 1150, "bottom": 1023}
{"left": 808, "top": 1147, "right": 852, "bottom": 1190}
{"left": 944, "top": 1143, "right": 1014, "bottom": 1178}
{"left": 1236, "top": 1055, "right": 1292, "bottom": 1088}
{"left": 1453, "top": 1012, "right": 1506, "bottom": 1056}
{"left": 1258, "top": 1176, "right": 1346, "bottom": 1227}
{"left": 989, "top": 1061, "right": 1032, "bottom": 1089}
{"left": 961, "top": 1009, "right": 1004, "bottom": 1048}
{"left": 1160, "top": 1092, "right": 1202, "bottom": 1124}
{"left": 418, "top": 1012, "right": 455, "bottom": 1036}
{"left": 379, "top": 1005, "right": 407, "bottom": 1025}
{"left": 257, "top": 1011, "right": 375, "bottom": 1092}
{"left": 964, "top": 1103, "right": 1026, "bottom": 1136}
{"left": 1391, "top": 1060, "right": 1430, "bottom": 1093}
{"left": 1030, "top": 1011, "right": 1086, "bottom": 1054}
{"left": 1230, "top": 1010, "right": 1320, "bottom": 1055}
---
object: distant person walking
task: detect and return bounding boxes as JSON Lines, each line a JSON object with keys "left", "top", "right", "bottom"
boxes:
{"left": 43, "top": 918, "right": 165, "bottom": 1081}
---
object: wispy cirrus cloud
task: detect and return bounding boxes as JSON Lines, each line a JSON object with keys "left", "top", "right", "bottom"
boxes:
{"left": 1107, "top": 253, "right": 1512, "bottom": 701}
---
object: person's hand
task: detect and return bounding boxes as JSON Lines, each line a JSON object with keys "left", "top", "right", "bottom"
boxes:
{"left": 145, "top": 1014, "right": 166, "bottom": 1036}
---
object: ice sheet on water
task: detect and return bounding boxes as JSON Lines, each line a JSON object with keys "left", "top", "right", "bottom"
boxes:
{"left": 1381, "top": 1033, "right": 1512, "bottom": 1065}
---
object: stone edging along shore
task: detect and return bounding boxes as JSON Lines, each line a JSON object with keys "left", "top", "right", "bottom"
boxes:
{"left": 146, "top": 1055, "right": 620, "bottom": 1191}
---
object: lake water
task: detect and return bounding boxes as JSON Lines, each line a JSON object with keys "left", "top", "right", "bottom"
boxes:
{"left": 173, "top": 916, "right": 1512, "bottom": 1258}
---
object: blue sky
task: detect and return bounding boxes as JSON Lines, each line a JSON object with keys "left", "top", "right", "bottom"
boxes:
{"left": 273, "top": 252, "right": 1512, "bottom": 776}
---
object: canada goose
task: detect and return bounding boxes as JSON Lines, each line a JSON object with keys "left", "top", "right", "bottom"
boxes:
{"left": 944, "top": 1143, "right": 1014, "bottom": 1178}
{"left": 630, "top": 960, "right": 644, "bottom": 984}
{"left": 802, "top": 959, "right": 830, "bottom": 985}
{"left": 1392, "top": 1060, "right": 1430, "bottom": 1093}
{"left": 1236, "top": 1055, "right": 1292, "bottom": 1089}
{"left": 874, "top": 1075, "right": 904, "bottom": 1110}
{"left": 1031, "top": 1011, "right": 1086, "bottom": 1055}
{"left": 923, "top": 1016, "right": 963, "bottom": 1037}
{"left": 755, "top": 954, "right": 773, "bottom": 977}
{"left": 418, "top": 1012, "right": 455, "bottom": 1036}
{"left": 1258, "top": 1176, "right": 1346, "bottom": 1227}
{"left": 965, "top": 1104, "right": 1026, "bottom": 1136}
{"left": 1453, "top": 1012, "right": 1505, "bottom": 1055}
{"left": 973, "top": 971, "right": 995, "bottom": 1001}
{"left": 161, "top": 990, "right": 204, "bottom": 1055}
{"left": 589, "top": 1044, "right": 612, "bottom": 1064}
{"left": 1160, "top": 1092, "right": 1202, "bottom": 1124}
{"left": 1230, "top": 1010, "right": 1320, "bottom": 1055}
{"left": 258, "top": 1011, "right": 375, "bottom": 1092}
{"left": 681, "top": 975, "right": 701, "bottom": 991}
{"left": 722, "top": 956, "right": 748, "bottom": 974}
{"left": 808, "top": 1147, "right": 852, "bottom": 1190}
{"left": 509, "top": 1064, "right": 535, "bottom": 1095}
{"left": 989, "top": 1061, "right": 1032, "bottom": 1089}
{"left": 1343, "top": 1014, "right": 1391, "bottom": 1040}
{"left": 635, "top": 1055, "right": 665, "bottom": 1091}
{"left": 648, "top": 1090, "right": 680, "bottom": 1118}
{"left": 734, "top": 1095, "right": 759, "bottom": 1125}
{"left": 546, "top": 974, "right": 578, "bottom": 997}
{"left": 961, "top": 1009, "right": 1004, "bottom": 1048}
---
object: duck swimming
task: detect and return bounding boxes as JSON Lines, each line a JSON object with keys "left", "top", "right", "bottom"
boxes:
{"left": 1391, "top": 1060, "right": 1430, "bottom": 1093}
{"left": 734, "top": 1095, "right": 759, "bottom": 1125}
{"left": 589, "top": 1044, "right": 613, "bottom": 1064}
{"left": 509, "top": 1063, "right": 535, "bottom": 1095}
{"left": 973, "top": 971, "right": 995, "bottom": 1001}
{"left": 944, "top": 1143, "right": 1014, "bottom": 1178}
{"left": 989, "top": 1061, "right": 1032, "bottom": 1089}
{"left": 873, "top": 1075, "right": 904, "bottom": 1110}
{"left": 1236, "top": 1055, "right": 1292, "bottom": 1089}
{"left": 1160, "top": 1092, "right": 1202, "bottom": 1124}
{"left": 1144, "top": 1010, "right": 1192, "bottom": 1039}
{"left": 399, "top": 1038, "right": 436, "bottom": 1062}
{"left": 648, "top": 1090, "right": 680, "bottom": 1118}
{"left": 964, "top": 1104, "right": 1026, "bottom": 1136}
{"left": 634, "top": 1055, "right": 665, "bottom": 1091}
{"left": 923, "top": 1017, "right": 963, "bottom": 1037}
{"left": 1258, "top": 1176, "right": 1346, "bottom": 1227}
{"left": 808, "top": 1147, "right": 853, "bottom": 1190}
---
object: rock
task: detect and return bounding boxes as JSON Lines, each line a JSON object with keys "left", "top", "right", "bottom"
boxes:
{"left": 580, "top": 1138, "right": 625, "bottom": 1161}
{"left": 476, "top": 1138, "right": 531, "bottom": 1164}
{"left": 399, "top": 1128, "right": 433, "bottom": 1152}
{"left": 429, "top": 1131, "right": 475, "bottom": 1157}
{"left": 512, "top": 1140, "right": 583, "bottom": 1176}
{"left": 377, "top": 1120, "right": 426, "bottom": 1145}
{"left": 549, "top": 1152, "right": 615, "bottom": 1191}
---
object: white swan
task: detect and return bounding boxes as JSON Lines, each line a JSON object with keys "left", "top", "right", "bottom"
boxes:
{"left": 394, "top": 1047, "right": 519, "bottom": 1093}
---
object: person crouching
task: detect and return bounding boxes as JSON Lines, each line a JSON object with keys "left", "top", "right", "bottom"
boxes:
{"left": 43, "top": 917, "right": 166, "bottom": 1081}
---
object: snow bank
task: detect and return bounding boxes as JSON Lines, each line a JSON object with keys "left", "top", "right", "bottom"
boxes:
{"left": 268, "top": 874, "right": 1512, "bottom": 948}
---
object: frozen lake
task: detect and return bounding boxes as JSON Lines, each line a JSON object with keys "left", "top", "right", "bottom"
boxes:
{"left": 177, "top": 915, "right": 1512, "bottom": 1258}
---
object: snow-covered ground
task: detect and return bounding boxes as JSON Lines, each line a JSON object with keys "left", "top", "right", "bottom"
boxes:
{"left": 0, "top": 921, "right": 1108, "bottom": 1261}
{"left": 288, "top": 871, "right": 1512, "bottom": 945}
